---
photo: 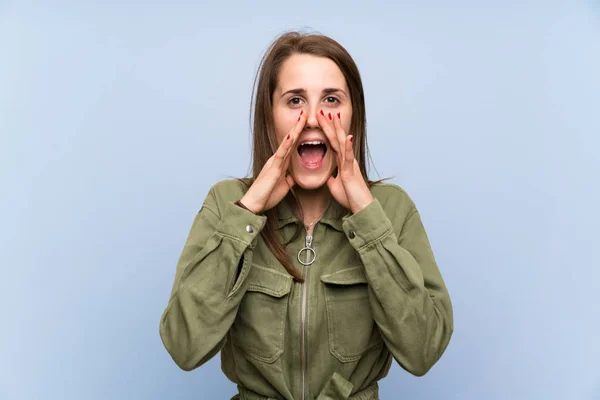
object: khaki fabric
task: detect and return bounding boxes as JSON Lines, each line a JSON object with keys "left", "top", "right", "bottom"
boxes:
{"left": 160, "top": 179, "right": 453, "bottom": 399}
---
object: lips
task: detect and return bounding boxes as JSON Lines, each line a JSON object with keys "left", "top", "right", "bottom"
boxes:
{"left": 297, "top": 135, "right": 329, "bottom": 147}
{"left": 297, "top": 135, "right": 329, "bottom": 153}
{"left": 296, "top": 136, "right": 328, "bottom": 169}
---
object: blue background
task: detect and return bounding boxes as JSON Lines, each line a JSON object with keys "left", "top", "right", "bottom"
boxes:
{"left": 2, "top": 1, "right": 599, "bottom": 399}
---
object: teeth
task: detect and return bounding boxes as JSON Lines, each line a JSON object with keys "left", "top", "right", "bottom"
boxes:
{"left": 300, "top": 141, "right": 325, "bottom": 146}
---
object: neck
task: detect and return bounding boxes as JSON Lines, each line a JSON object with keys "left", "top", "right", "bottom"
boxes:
{"left": 293, "top": 185, "right": 332, "bottom": 226}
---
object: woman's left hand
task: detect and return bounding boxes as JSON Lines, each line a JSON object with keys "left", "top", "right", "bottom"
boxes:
{"left": 318, "top": 110, "right": 374, "bottom": 214}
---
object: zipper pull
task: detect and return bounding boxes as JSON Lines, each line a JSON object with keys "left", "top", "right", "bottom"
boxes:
{"left": 298, "top": 234, "right": 315, "bottom": 266}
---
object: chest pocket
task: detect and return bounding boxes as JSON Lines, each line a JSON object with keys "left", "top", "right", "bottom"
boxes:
{"left": 230, "top": 264, "right": 292, "bottom": 363}
{"left": 321, "top": 266, "right": 382, "bottom": 363}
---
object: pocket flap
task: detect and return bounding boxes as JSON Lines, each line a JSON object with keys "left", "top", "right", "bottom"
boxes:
{"left": 246, "top": 265, "right": 293, "bottom": 298}
{"left": 320, "top": 266, "right": 367, "bottom": 286}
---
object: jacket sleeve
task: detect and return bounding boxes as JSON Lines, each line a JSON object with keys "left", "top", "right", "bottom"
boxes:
{"left": 341, "top": 197, "right": 453, "bottom": 376}
{"left": 159, "top": 185, "right": 267, "bottom": 371}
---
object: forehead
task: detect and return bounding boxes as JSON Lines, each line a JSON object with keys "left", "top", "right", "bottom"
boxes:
{"left": 276, "top": 53, "right": 347, "bottom": 92}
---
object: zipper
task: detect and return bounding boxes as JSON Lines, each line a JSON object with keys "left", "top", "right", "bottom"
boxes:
{"left": 300, "top": 232, "right": 312, "bottom": 400}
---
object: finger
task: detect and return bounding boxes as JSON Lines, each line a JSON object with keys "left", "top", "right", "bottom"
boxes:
{"left": 273, "top": 172, "right": 296, "bottom": 201}
{"left": 282, "top": 125, "right": 304, "bottom": 173}
{"left": 286, "top": 174, "right": 296, "bottom": 189}
{"left": 273, "top": 109, "right": 307, "bottom": 167}
{"left": 318, "top": 110, "right": 345, "bottom": 171}
{"left": 343, "top": 135, "right": 354, "bottom": 172}
{"left": 317, "top": 109, "right": 342, "bottom": 155}
{"left": 284, "top": 115, "right": 304, "bottom": 160}
{"left": 281, "top": 145, "right": 295, "bottom": 174}
{"left": 333, "top": 111, "right": 348, "bottom": 144}
{"left": 326, "top": 175, "right": 336, "bottom": 190}
{"left": 274, "top": 129, "right": 302, "bottom": 186}
{"left": 329, "top": 111, "right": 347, "bottom": 168}
{"left": 334, "top": 110, "right": 353, "bottom": 168}
{"left": 332, "top": 111, "right": 350, "bottom": 164}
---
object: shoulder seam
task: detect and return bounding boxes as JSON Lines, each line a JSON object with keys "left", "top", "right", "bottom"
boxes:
{"left": 406, "top": 208, "right": 419, "bottom": 221}
{"left": 201, "top": 203, "right": 219, "bottom": 218}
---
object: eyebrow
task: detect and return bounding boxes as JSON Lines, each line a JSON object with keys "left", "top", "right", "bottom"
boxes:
{"left": 280, "top": 88, "right": 348, "bottom": 98}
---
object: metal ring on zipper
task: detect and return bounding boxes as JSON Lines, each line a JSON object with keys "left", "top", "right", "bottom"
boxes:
{"left": 297, "top": 247, "right": 316, "bottom": 266}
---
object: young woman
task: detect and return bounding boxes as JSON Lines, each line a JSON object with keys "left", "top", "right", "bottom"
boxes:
{"left": 159, "top": 31, "right": 453, "bottom": 400}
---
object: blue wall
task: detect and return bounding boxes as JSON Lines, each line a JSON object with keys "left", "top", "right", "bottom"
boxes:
{"left": 2, "top": 1, "right": 599, "bottom": 399}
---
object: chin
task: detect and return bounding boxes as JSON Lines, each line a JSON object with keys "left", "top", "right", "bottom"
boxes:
{"left": 293, "top": 174, "right": 330, "bottom": 190}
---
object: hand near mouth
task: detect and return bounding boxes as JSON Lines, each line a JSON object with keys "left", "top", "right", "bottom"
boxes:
{"left": 318, "top": 110, "right": 374, "bottom": 214}
{"left": 239, "top": 110, "right": 307, "bottom": 214}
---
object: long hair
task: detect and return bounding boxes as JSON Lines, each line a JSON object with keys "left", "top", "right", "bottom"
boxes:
{"left": 238, "top": 30, "right": 387, "bottom": 282}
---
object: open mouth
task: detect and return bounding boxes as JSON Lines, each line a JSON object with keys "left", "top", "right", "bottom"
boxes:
{"left": 297, "top": 141, "right": 328, "bottom": 169}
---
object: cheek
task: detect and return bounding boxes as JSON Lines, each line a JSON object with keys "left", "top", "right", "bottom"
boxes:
{"left": 273, "top": 110, "right": 295, "bottom": 144}
{"left": 343, "top": 113, "right": 353, "bottom": 134}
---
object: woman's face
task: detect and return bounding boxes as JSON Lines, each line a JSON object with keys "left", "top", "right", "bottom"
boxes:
{"left": 272, "top": 53, "right": 352, "bottom": 191}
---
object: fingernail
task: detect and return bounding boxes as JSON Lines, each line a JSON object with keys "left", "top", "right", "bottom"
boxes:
{"left": 337, "top": 112, "right": 340, "bottom": 119}
{"left": 328, "top": 113, "right": 332, "bottom": 120}
{"left": 300, "top": 110, "right": 303, "bottom": 116}
{"left": 350, "top": 136, "right": 353, "bottom": 142}
{"left": 298, "top": 115, "right": 301, "bottom": 121}
{"left": 320, "top": 110, "right": 325, "bottom": 117}
{"left": 287, "top": 134, "right": 291, "bottom": 140}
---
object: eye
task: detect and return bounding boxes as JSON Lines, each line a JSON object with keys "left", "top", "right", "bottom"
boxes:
{"left": 325, "top": 96, "right": 340, "bottom": 104}
{"left": 288, "top": 97, "right": 304, "bottom": 106}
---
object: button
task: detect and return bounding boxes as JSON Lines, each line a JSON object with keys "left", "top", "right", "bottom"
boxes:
{"left": 348, "top": 230, "right": 356, "bottom": 239}
{"left": 246, "top": 225, "right": 254, "bottom": 233}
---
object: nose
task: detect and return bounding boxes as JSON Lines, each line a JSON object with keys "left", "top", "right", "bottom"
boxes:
{"left": 304, "top": 106, "right": 320, "bottom": 131}
{"left": 303, "top": 104, "right": 319, "bottom": 130}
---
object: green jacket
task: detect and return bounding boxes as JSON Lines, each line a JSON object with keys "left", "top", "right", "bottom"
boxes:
{"left": 159, "top": 179, "right": 453, "bottom": 400}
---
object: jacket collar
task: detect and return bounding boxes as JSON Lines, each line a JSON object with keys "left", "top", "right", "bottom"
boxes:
{"left": 275, "top": 195, "right": 348, "bottom": 232}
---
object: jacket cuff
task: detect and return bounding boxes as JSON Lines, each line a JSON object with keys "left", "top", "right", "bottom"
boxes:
{"left": 215, "top": 201, "right": 267, "bottom": 246}
{"left": 342, "top": 199, "right": 393, "bottom": 249}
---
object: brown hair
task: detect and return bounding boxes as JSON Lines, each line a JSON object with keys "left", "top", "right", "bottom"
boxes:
{"left": 238, "top": 30, "right": 388, "bottom": 282}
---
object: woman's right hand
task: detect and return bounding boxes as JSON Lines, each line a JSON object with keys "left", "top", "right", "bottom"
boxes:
{"left": 239, "top": 110, "right": 306, "bottom": 214}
